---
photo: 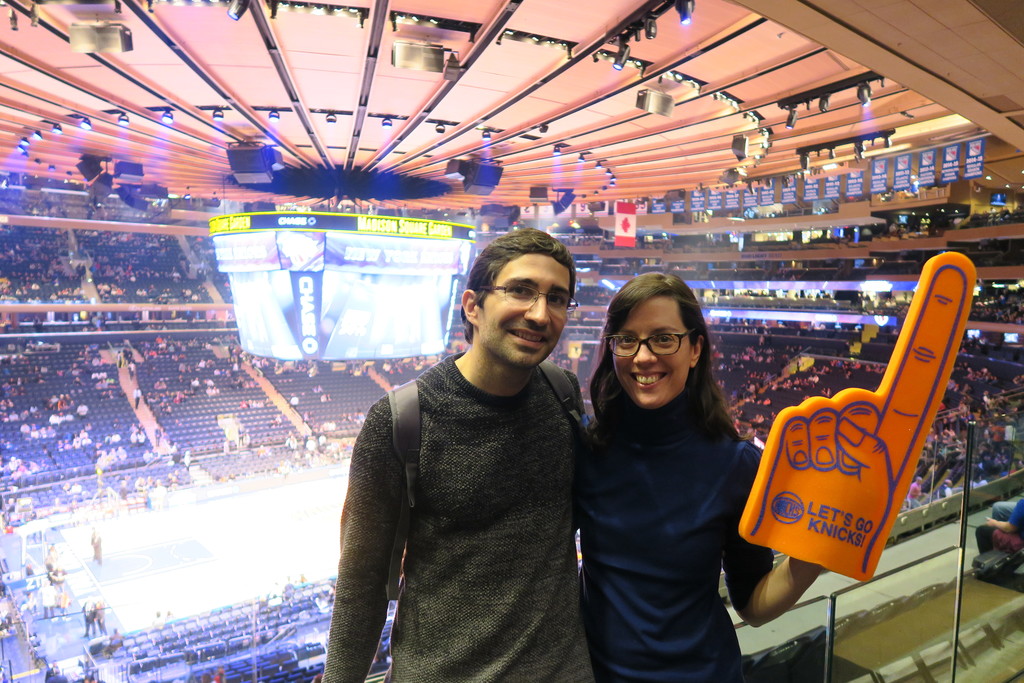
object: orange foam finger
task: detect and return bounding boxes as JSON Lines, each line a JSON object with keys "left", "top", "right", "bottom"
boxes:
{"left": 739, "top": 252, "right": 976, "bottom": 580}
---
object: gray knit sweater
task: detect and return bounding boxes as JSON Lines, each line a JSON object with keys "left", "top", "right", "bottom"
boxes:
{"left": 323, "top": 355, "right": 594, "bottom": 682}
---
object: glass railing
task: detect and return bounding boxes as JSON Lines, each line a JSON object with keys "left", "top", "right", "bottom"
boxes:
{"left": 737, "top": 404, "right": 1024, "bottom": 683}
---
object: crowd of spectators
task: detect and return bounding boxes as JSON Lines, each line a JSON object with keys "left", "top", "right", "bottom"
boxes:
{"left": 0, "top": 226, "right": 83, "bottom": 303}
{"left": 77, "top": 231, "right": 212, "bottom": 305}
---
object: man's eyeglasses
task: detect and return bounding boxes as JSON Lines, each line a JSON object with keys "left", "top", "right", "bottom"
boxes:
{"left": 606, "top": 331, "right": 692, "bottom": 357}
{"left": 479, "top": 284, "right": 579, "bottom": 313}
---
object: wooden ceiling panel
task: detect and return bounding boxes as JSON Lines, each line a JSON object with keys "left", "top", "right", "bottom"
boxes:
{"left": 0, "top": 0, "right": 1016, "bottom": 206}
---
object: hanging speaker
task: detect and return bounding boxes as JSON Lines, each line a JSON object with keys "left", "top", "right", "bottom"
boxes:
{"left": 551, "top": 190, "right": 576, "bottom": 216}
{"left": 69, "top": 23, "right": 133, "bottom": 53}
{"left": 635, "top": 90, "right": 673, "bottom": 118}
{"left": 226, "top": 146, "right": 282, "bottom": 184}
{"left": 391, "top": 42, "right": 446, "bottom": 73}
{"left": 76, "top": 155, "right": 104, "bottom": 181}
{"left": 114, "top": 161, "right": 144, "bottom": 183}
{"left": 732, "top": 135, "right": 748, "bottom": 161}
{"left": 462, "top": 162, "right": 503, "bottom": 195}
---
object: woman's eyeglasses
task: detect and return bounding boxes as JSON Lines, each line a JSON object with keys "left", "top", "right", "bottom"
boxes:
{"left": 605, "top": 332, "right": 691, "bottom": 357}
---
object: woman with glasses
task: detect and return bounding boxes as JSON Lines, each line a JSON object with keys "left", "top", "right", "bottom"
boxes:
{"left": 576, "top": 272, "right": 820, "bottom": 682}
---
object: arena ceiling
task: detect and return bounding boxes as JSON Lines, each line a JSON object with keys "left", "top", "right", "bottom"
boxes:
{"left": 1, "top": 0, "right": 1023, "bottom": 209}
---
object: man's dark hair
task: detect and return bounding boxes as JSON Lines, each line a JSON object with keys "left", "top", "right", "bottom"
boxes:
{"left": 461, "top": 228, "right": 576, "bottom": 343}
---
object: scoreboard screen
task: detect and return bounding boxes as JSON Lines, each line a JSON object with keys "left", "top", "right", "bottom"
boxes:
{"left": 210, "top": 212, "right": 475, "bottom": 360}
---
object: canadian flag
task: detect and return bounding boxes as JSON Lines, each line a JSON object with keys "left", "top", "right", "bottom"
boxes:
{"left": 614, "top": 201, "right": 637, "bottom": 247}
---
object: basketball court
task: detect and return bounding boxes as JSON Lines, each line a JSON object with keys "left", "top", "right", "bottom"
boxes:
{"left": 29, "top": 471, "right": 349, "bottom": 665}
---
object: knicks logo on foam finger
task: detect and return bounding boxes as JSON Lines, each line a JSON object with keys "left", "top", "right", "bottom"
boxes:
{"left": 770, "top": 492, "right": 804, "bottom": 525}
{"left": 739, "top": 252, "right": 977, "bottom": 581}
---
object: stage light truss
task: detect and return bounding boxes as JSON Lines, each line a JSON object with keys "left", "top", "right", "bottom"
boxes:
{"left": 496, "top": 29, "right": 577, "bottom": 57}
{"left": 661, "top": 71, "right": 704, "bottom": 93}
{"left": 390, "top": 12, "right": 482, "bottom": 42}
{"left": 795, "top": 129, "right": 896, "bottom": 161}
{"left": 113, "top": 0, "right": 371, "bottom": 24}
{"left": 711, "top": 90, "right": 741, "bottom": 110}
{"left": 776, "top": 72, "right": 885, "bottom": 113}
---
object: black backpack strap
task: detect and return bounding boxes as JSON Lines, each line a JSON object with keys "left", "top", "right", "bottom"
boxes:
{"left": 386, "top": 379, "right": 420, "bottom": 601}
{"left": 538, "top": 360, "right": 584, "bottom": 441}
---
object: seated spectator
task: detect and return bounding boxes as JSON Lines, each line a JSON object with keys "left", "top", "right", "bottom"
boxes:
{"left": 104, "top": 628, "right": 124, "bottom": 656}
{"left": 976, "top": 499, "right": 1024, "bottom": 554}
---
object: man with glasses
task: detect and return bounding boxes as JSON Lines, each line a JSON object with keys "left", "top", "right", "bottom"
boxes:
{"left": 323, "top": 228, "right": 594, "bottom": 682}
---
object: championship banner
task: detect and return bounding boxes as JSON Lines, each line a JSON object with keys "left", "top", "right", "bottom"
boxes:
{"left": 846, "top": 171, "right": 864, "bottom": 198}
{"left": 918, "top": 149, "right": 937, "bottom": 186}
{"left": 870, "top": 158, "right": 889, "bottom": 194}
{"left": 614, "top": 202, "right": 637, "bottom": 247}
{"left": 940, "top": 144, "right": 960, "bottom": 184}
{"left": 724, "top": 190, "right": 741, "bottom": 210}
{"left": 892, "top": 153, "right": 913, "bottom": 192}
{"left": 669, "top": 198, "right": 687, "bottom": 213}
{"left": 691, "top": 189, "right": 706, "bottom": 212}
{"left": 743, "top": 189, "right": 758, "bottom": 208}
{"left": 824, "top": 176, "right": 841, "bottom": 200}
{"left": 650, "top": 199, "right": 666, "bottom": 214}
{"left": 780, "top": 181, "right": 797, "bottom": 204}
{"left": 963, "top": 138, "right": 986, "bottom": 179}
{"left": 708, "top": 190, "right": 723, "bottom": 211}
{"left": 803, "top": 178, "right": 820, "bottom": 202}
{"left": 740, "top": 252, "right": 976, "bottom": 580}
{"left": 758, "top": 182, "right": 775, "bottom": 206}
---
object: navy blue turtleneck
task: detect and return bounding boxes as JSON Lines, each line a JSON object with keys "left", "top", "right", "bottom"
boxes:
{"left": 576, "top": 391, "right": 774, "bottom": 682}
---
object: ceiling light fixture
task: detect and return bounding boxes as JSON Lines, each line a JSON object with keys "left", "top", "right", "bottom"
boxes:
{"left": 612, "top": 37, "right": 630, "bottom": 71}
{"left": 161, "top": 109, "right": 173, "bottom": 124}
{"left": 857, "top": 82, "right": 872, "bottom": 106}
{"left": 18, "top": 147, "right": 28, "bottom": 157}
{"left": 481, "top": 129, "right": 491, "bottom": 140}
{"left": 31, "top": 130, "right": 43, "bottom": 141}
{"left": 117, "top": 112, "right": 129, "bottom": 127}
{"left": 18, "top": 137, "right": 29, "bottom": 149}
{"left": 818, "top": 94, "right": 830, "bottom": 112}
{"left": 213, "top": 109, "right": 224, "bottom": 121}
{"left": 382, "top": 117, "right": 393, "bottom": 128}
{"left": 553, "top": 143, "right": 568, "bottom": 156}
{"left": 269, "top": 110, "right": 280, "bottom": 121}
{"left": 79, "top": 117, "right": 92, "bottom": 131}
{"left": 325, "top": 113, "right": 337, "bottom": 124}
{"left": 51, "top": 123, "right": 62, "bottom": 135}
{"left": 785, "top": 107, "right": 798, "bottom": 130}
{"left": 675, "top": 0, "right": 694, "bottom": 25}
{"left": 643, "top": 15, "right": 657, "bottom": 39}
{"left": 9, "top": 8, "right": 17, "bottom": 31}
{"left": 434, "top": 123, "right": 445, "bottom": 134}
{"left": 228, "top": 0, "right": 250, "bottom": 20}
{"left": 595, "top": 159, "right": 603, "bottom": 169}
{"left": 853, "top": 141, "right": 864, "bottom": 161}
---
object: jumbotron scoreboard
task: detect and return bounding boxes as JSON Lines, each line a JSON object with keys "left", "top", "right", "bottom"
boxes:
{"left": 209, "top": 212, "right": 475, "bottom": 360}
